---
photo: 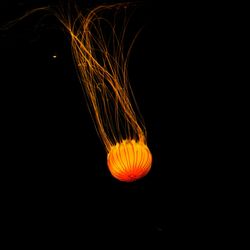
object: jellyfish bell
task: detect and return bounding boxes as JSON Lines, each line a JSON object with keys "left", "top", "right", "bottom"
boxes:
{"left": 107, "top": 139, "right": 152, "bottom": 182}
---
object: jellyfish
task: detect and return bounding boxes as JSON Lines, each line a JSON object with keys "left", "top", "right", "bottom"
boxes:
{"left": 52, "top": 3, "right": 153, "bottom": 182}
{"left": 1, "top": 2, "right": 152, "bottom": 182}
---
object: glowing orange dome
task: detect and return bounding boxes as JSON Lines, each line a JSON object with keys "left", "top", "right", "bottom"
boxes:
{"left": 107, "top": 139, "right": 152, "bottom": 182}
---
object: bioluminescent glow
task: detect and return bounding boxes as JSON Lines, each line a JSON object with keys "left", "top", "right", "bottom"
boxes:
{"left": 55, "top": 3, "right": 152, "bottom": 182}
{"left": 4, "top": 3, "right": 153, "bottom": 182}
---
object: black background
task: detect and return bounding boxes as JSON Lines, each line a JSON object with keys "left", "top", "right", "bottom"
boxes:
{"left": 0, "top": 0, "right": 225, "bottom": 247}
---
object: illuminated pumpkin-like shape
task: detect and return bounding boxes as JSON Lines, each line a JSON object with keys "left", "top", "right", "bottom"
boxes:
{"left": 107, "top": 139, "right": 152, "bottom": 182}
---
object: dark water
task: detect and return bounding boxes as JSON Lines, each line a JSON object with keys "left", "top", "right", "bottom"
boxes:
{"left": 0, "top": 0, "right": 225, "bottom": 246}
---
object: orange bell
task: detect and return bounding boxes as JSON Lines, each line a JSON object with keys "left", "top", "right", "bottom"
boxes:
{"left": 107, "top": 139, "right": 152, "bottom": 182}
